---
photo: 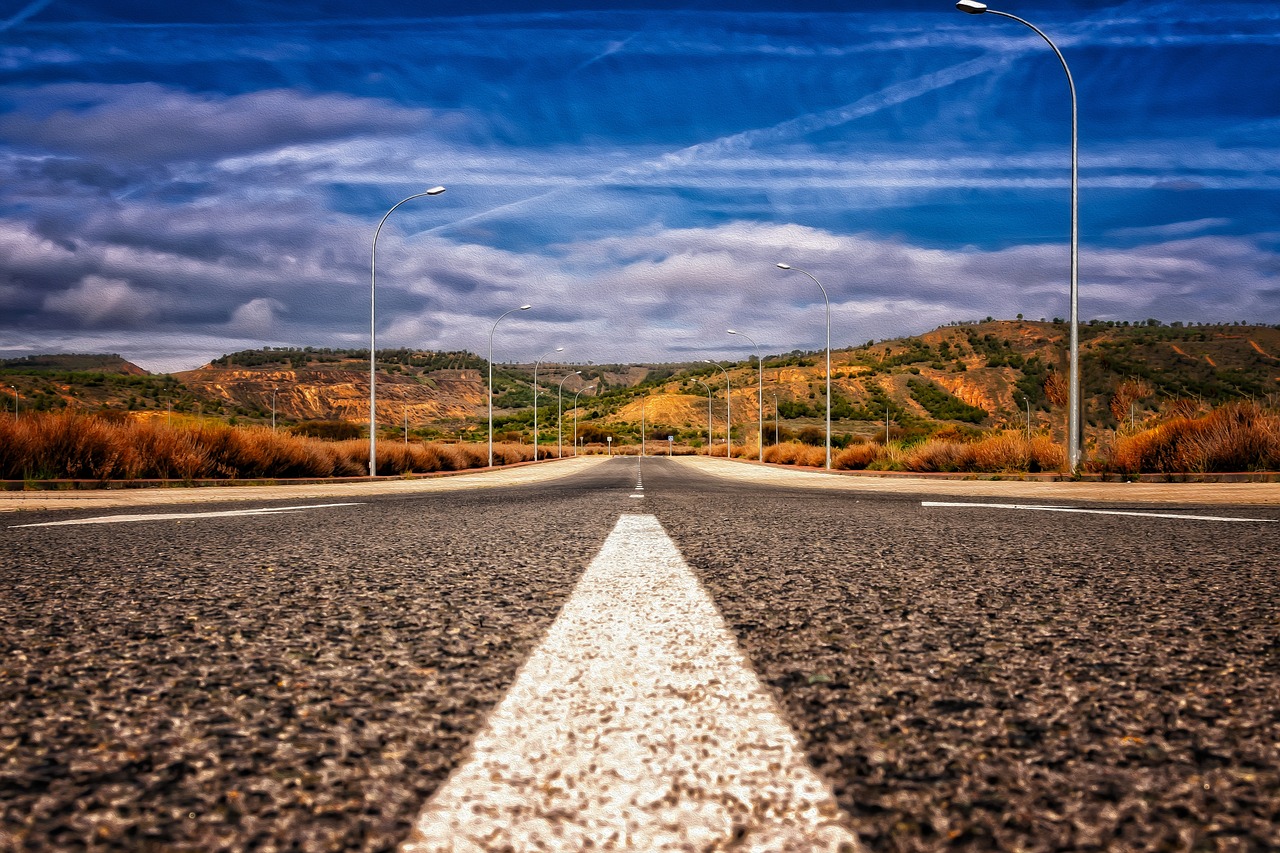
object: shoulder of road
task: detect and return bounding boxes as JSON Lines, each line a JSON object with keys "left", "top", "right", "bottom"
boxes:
{"left": 2, "top": 455, "right": 1276, "bottom": 512}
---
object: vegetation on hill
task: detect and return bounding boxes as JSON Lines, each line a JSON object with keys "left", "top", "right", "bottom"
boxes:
{"left": 0, "top": 353, "right": 147, "bottom": 374}
{"left": 4, "top": 320, "right": 1278, "bottom": 477}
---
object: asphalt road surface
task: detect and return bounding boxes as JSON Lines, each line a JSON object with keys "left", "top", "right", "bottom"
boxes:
{"left": 3, "top": 458, "right": 1278, "bottom": 851}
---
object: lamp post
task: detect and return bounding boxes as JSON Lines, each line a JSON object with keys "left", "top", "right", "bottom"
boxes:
{"left": 703, "top": 361, "right": 731, "bottom": 456}
{"left": 572, "top": 383, "right": 596, "bottom": 456}
{"left": 533, "top": 346, "right": 564, "bottom": 461}
{"left": 773, "top": 392, "right": 779, "bottom": 447}
{"left": 557, "top": 371, "right": 581, "bottom": 458}
{"left": 727, "top": 329, "right": 764, "bottom": 459}
{"left": 271, "top": 385, "right": 277, "bottom": 431}
{"left": 694, "top": 378, "right": 712, "bottom": 452}
{"left": 9, "top": 385, "right": 17, "bottom": 417}
{"left": 489, "top": 304, "right": 532, "bottom": 466}
{"left": 776, "top": 263, "right": 831, "bottom": 469}
{"left": 956, "top": 0, "right": 1080, "bottom": 472}
{"left": 369, "top": 185, "right": 445, "bottom": 477}
{"left": 640, "top": 392, "right": 646, "bottom": 457}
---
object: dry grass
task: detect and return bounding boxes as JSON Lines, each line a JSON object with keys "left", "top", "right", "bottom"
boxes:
{"left": 833, "top": 443, "right": 883, "bottom": 470}
{"left": 1103, "top": 402, "right": 1280, "bottom": 474}
{"left": 0, "top": 412, "right": 524, "bottom": 481}
{"left": 764, "top": 442, "right": 828, "bottom": 467}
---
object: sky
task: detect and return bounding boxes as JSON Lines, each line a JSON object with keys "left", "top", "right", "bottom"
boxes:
{"left": 1, "top": 0, "right": 1278, "bottom": 373}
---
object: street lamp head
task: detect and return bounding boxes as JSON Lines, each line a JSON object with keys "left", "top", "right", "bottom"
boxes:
{"left": 727, "top": 329, "right": 738, "bottom": 335}
{"left": 555, "top": 346, "right": 564, "bottom": 352}
{"left": 573, "top": 370, "right": 582, "bottom": 376}
{"left": 426, "top": 186, "right": 446, "bottom": 195}
{"left": 956, "top": 0, "right": 988, "bottom": 13}
{"left": 519, "top": 304, "right": 532, "bottom": 310}
{"left": 775, "top": 263, "right": 792, "bottom": 270}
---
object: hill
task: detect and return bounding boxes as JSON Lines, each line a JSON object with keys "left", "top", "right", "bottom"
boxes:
{"left": 5, "top": 322, "right": 1278, "bottom": 448}
{"left": 0, "top": 353, "right": 148, "bottom": 375}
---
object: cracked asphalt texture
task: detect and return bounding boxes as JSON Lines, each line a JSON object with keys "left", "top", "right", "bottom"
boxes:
{"left": 3, "top": 457, "right": 1278, "bottom": 851}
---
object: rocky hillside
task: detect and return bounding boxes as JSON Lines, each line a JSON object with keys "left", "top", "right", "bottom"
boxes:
{"left": 5, "top": 323, "right": 1278, "bottom": 444}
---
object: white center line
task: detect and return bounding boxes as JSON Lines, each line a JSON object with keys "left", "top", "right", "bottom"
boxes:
{"left": 922, "top": 501, "right": 1275, "bottom": 523}
{"left": 9, "top": 502, "right": 364, "bottom": 528}
{"left": 402, "top": 513, "right": 859, "bottom": 853}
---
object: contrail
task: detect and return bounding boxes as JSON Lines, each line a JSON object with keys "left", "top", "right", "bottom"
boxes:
{"left": 425, "top": 52, "right": 1012, "bottom": 237}
{"left": 0, "top": 0, "right": 54, "bottom": 32}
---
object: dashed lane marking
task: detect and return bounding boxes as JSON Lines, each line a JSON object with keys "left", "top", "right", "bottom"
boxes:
{"left": 401, "top": 513, "right": 859, "bottom": 853}
{"left": 9, "top": 502, "right": 364, "bottom": 528}
{"left": 922, "top": 501, "right": 1275, "bottom": 523}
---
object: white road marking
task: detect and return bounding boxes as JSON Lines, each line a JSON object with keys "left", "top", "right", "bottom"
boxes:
{"left": 922, "top": 501, "right": 1275, "bottom": 523}
{"left": 401, "top": 513, "right": 859, "bottom": 853}
{"left": 9, "top": 502, "right": 364, "bottom": 528}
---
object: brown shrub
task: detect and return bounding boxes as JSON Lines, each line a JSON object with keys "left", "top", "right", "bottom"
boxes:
{"left": 492, "top": 442, "right": 535, "bottom": 466}
{"left": 967, "top": 432, "right": 1027, "bottom": 473}
{"left": 1028, "top": 435, "right": 1066, "bottom": 472}
{"left": 902, "top": 439, "right": 968, "bottom": 473}
{"left": 764, "top": 442, "right": 802, "bottom": 465}
{"left": 834, "top": 443, "right": 883, "bottom": 470}
{"left": 1106, "top": 402, "right": 1280, "bottom": 473}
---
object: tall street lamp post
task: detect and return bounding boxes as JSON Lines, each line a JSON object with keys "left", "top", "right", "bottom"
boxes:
{"left": 489, "top": 304, "right": 532, "bottom": 466}
{"left": 640, "top": 393, "right": 647, "bottom": 457}
{"left": 776, "top": 263, "right": 831, "bottom": 469}
{"left": 271, "top": 385, "right": 277, "bottom": 431}
{"left": 727, "top": 329, "right": 764, "bottom": 458}
{"left": 703, "top": 361, "right": 731, "bottom": 456}
{"left": 369, "top": 185, "right": 445, "bottom": 476}
{"left": 558, "top": 371, "right": 581, "bottom": 458}
{"left": 694, "top": 378, "right": 712, "bottom": 452}
{"left": 773, "top": 392, "right": 779, "bottom": 447}
{"left": 572, "top": 384, "right": 596, "bottom": 456}
{"left": 533, "top": 346, "right": 564, "bottom": 461}
{"left": 956, "top": 0, "right": 1080, "bottom": 472}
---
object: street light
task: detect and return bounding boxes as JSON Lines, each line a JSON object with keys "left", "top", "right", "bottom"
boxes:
{"left": 703, "top": 360, "right": 731, "bottom": 457}
{"left": 557, "top": 371, "right": 581, "bottom": 458}
{"left": 640, "top": 392, "right": 647, "bottom": 457}
{"left": 773, "top": 392, "right": 779, "bottom": 447}
{"left": 369, "top": 185, "right": 445, "bottom": 476}
{"left": 694, "top": 378, "right": 713, "bottom": 452}
{"left": 533, "top": 346, "right": 564, "bottom": 461}
{"left": 727, "top": 329, "right": 764, "bottom": 459}
{"left": 776, "top": 263, "right": 831, "bottom": 469}
{"left": 572, "top": 383, "right": 596, "bottom": 456}
{"left": 956, "top": 0, "right": 1080, "bottom": 472}
{"left": 271, "top": 385, "right": 277, "bottom": 431}
{"left": 489, "top": 304, "right": 532, "bottom": 466}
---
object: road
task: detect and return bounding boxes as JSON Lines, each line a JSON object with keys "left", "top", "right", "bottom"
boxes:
{"left": 2, "top": 458, "right": 1278, "bottom": 851}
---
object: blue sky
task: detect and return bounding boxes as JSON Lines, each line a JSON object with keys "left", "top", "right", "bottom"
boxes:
{"left": 1, "top": 1, "right": 1278, "bottom": 372}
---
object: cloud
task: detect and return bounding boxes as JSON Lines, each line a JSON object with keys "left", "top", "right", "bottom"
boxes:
{"left": 0, "top": 84, "right": 430, "bottom": 164}
{"left": 42, "top": 275, "right": 165, "bottom": 328}
{"left": 1106, "top": 219, "right": 1233, "bottom": 240}
{"left": 228, "top": 297, "right": 286, "bottom": 335}
{"left": 0, "top": 0, "right": 52, "bottom": 32}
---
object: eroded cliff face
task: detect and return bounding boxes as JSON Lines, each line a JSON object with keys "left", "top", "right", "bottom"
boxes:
{"left": 174, "top": 367, "right": 487, "bottom": 423}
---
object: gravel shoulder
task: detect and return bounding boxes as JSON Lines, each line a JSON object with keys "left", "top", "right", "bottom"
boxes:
{"left": 0, "top": 457, "right": 609, "bottom": 513}
{"left": 674, "top": 457, "right": 1280, "bottom": 505}
{"left": 7, "top": 453, "right": 1275, "bottom": 514}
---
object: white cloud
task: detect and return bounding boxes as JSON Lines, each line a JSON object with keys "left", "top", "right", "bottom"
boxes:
{"left": 228, "top": 297, "right": 286, "bottom": 335}
{"left": 42, "top": 275, "right": 164, "bottom": 328}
